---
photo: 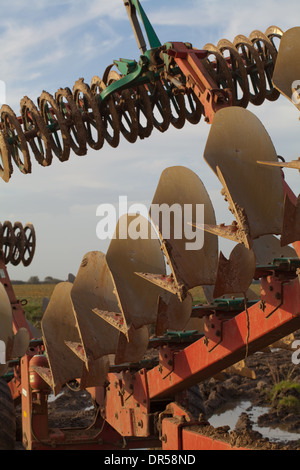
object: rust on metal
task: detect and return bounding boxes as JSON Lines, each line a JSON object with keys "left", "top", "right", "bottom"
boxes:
{"left": 149, "top": 166, "right": 218, "bottom": 299}
{"left": 213, "top": 244, "right": 256, "bottom": 298}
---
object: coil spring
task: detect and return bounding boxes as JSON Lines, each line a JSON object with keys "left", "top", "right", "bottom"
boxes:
{"left": 0, "top": 221, "right": 36, "bottom": 266}
{"left": 0, "top": 26, "right": 283, "bottom": 183}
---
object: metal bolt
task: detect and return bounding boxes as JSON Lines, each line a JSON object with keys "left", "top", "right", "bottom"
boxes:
{"left": 259, "top": 300, "right": 266, "bottom": 312}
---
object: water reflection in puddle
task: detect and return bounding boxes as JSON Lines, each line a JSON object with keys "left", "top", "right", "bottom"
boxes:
{"left": 209, "top": 400, "right": 300, "bottom": 443}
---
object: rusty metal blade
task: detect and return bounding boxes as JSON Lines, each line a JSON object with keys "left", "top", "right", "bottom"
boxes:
{"left": 114, "top": 325, "right": 149, "bottom": 365}
{"left": 204, "top": 107, "right": 284, "bottom": 242}
{"left": 41, "top": 282, "right": 84, "bottom": 395}
{"left": 80, "top": 356, "right": 110, "bottom": 390}
{"left": 281, "top": 194, "right": 300, "bottom": 246}
{"left": 70, "top": 251, "right": 121, "bottom": 362}
{"left": 213, "top": 244, "right": 256, "bottom": 298}
{"left": 150, "top": 166, "right": 218, "bottom": 297}
{"left": 92, "top": 309, "right": 129, "bottom": 336}
{"left": 134, "top": 272, "right": 181, "bottom": 297}
{"left": 106, "top": 214, "right": 166, "bottom": 329}
{"left": 192, "top": 218, "right": 251, "bottom": 248}
{"left": 64, "top": 341, "right": 86, "bottom": 363}
{"left": 253, "top": 234, "right": 296, "bottom": 265}
{"left": 258, "top": 159, "right": 300, "bottom": 171}
{"left": 30, "top": 366, "right": 53, "bottom": 388}
{"left": 272, "top": 27, "right": 300, "bottom": 110}
{"left": 156, "top": 292, "right": 193, "bottom": 336}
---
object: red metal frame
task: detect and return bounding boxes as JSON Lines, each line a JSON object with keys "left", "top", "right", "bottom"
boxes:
{"left": 167, "top": 42, "right": 232, "bottom": 123}
{"left": 2, "top": 193, "right": 300, "bottom": 449}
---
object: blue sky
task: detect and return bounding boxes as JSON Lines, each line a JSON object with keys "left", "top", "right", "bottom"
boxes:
{"left": 1, "top": 0, "right": 299, "bottom": 281}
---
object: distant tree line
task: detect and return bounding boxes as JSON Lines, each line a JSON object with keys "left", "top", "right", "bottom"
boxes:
{"left": 12, "top": 276, "right": 63, "bottom": 285}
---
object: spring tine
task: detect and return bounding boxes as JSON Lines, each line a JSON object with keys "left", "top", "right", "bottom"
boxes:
{"left": 22, "top": 223, "right": 36, "bottom": 267}
{"left": 0, "top": 26, "right": 284, "bottom": 182}
{"left": 10, "top": 222, "right": 25, "bottom": 267}
{"left": 0, "top": 104, "right": 31, "bottom": 174}
{"left": 2, "top": 221, "right": 15, "bottom": 265}
{"left": 0, "top": 221, "right": 36, "bottom": 267}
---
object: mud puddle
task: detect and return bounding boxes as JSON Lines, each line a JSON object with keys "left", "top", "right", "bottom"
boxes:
{"left": 209, "top": 400, "right": 300, "bottom": 443}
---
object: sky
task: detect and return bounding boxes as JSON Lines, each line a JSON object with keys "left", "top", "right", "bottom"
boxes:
{"left": 1, "top": 0, "right": 299, "bottom": 282}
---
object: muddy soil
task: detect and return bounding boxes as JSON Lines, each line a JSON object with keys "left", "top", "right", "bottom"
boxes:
{"left": 16, "top": 342, "right": 300, "bottom": 450}
{"left": 188, "top": 346, "right": 300, "bottom": 449}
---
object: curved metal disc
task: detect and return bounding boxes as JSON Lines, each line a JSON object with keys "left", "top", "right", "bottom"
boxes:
{"left": 106, "top": 214, "right": 166, "bottom": 329}
{"left": 204, "top": 107, "right": 284, "bottom": 242}
{"left": 115, "top": 325, "right": 149, "bottom": 365}
{"left": 150, "top": 166, "right": 218, "bottom": 294}
{"left": 281, "top": 194, "right": 300, "bottom": 246}
{"left": 253, "top": 234, "right": 297, "bottom": 265}
{"left": 184, "top": 317, "right": 205, "bottom": 333}
{"left": 11, "top": 328, "right": 30, "bottom": 358}
{"left": 0, "top": 283, "right": 13, "bottom": 373}
{"left": 272, "top": 27, "right": 300, "bottom": 110}
{"left": 71, "top": 251, "right": 120, "bottom": 362}
{"left": 41, "top": 282, "right": 84, "bottom": 395}
{"left": 0, "top": 283, "right": 13, "bottom": 346}
{"left": 156, "top": 291, "right": 193, "bottom": 335}
{"left": 80, "top": 355, "right": 110, "bottom": 390}
{"left": 213, "top": 244, "right": 256, "bottom": 298}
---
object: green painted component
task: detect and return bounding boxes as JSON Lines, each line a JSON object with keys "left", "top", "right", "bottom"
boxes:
{"left": 97, "top": 1, "right": 165, "bottom": 103}
{"left": 131, "top": 0, "right": 161, "bottom": 50}
{"left": 256, "top": 257, "right": 300, "bottom": 273}
{"left": 165, "top": 330, "right": 199, "bottom": 339}
{"left": 272, "top": 257, "right": 300, "bottom": 271}
{"left": 99, "top": 54, "right": 159, "bottom": 102}
{"left": 212, "top": 298, "right": 257, "bottom": 311}
{"left": 113, "top": 58, "right": 139, "bottom": 76}
{"left": 2, "top": 371, "right": 14, "bottom": 382}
